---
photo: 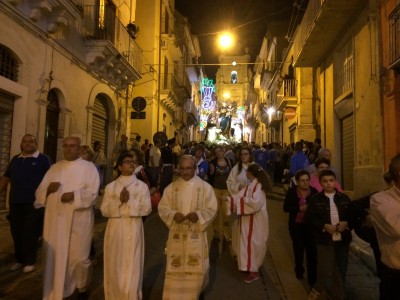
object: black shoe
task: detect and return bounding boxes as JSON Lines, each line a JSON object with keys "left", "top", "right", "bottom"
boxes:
{"left": 77, "top": 291, "right": 89, "bottom": 300}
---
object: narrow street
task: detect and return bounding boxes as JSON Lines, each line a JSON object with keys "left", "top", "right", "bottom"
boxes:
{"left": 0, "top": 187, "right": 379, "bottom": 300}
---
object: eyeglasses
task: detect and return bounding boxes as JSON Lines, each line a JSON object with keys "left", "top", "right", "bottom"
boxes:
{"left": 122, "top": 160, "right": 135, "bottom": 165}
{"left": 241, "top": 153, "right": 250, "bottom": 156}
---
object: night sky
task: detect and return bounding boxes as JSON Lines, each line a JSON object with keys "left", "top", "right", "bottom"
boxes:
{"left": 175, "top": 0, "right": 300, "bottom": 79}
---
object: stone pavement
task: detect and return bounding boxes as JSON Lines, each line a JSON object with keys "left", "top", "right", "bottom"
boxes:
{"left": 0, "top": 186, "right": 380, "bottom": 300}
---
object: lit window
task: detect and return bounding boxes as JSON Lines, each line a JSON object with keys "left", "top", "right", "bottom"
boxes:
{"left": 231, "top": 71, "right": 238, "bottom": 84}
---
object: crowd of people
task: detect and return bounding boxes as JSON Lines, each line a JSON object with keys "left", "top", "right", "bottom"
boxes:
{"left": 0, "top": 133, "right": 398, "bottom": 300}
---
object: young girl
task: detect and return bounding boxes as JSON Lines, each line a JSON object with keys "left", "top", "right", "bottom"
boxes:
{"left": 226, "top": 163, "right": 271, "bottom": 283}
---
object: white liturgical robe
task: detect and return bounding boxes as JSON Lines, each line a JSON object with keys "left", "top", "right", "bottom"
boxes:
{"left": 227, "top": 178, "right": 269, "bottom": 272}
{"left": 226, "top": 163, "right": 252, "bottom": 255}
{"left": 100, "top": 175, "right": 151, "bottom": 300}
{"left": 35, "top": 158, "right": 100, "bottom": 300}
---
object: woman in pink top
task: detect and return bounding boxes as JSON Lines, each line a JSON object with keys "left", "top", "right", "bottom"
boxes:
{"left": 310, "top": 158, "right": 343, "bottom": 192}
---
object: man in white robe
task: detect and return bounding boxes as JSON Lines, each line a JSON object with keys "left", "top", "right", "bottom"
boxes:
{"left": 35, "top": 137, "right": 100, "bottom": 300}
{"left": 100, "top": 153, "right": 152, "bottom": 300}
{"left": 158, "top": 155, "right": 217, "bottom": 300}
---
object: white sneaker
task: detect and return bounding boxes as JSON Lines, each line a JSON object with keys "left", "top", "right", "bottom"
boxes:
{"left": 23, "top": 265, "right": 35, "bottom": 273}
{"left": 9, "top": 263, "right": 23, "bottom": 271}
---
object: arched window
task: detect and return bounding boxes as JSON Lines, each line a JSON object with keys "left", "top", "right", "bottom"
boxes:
{"left": 231, "top": 71, "right": 238, "bottom": 84}
{"left": 0, "top": 45, "right": 19, "bottom": 82}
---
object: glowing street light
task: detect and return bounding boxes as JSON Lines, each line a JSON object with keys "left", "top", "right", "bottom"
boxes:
{"left": 267, "top": 107, "right": 276, "bottom": 119}
{"left": 218, "top": 32, "right": 234, "bottom": 49}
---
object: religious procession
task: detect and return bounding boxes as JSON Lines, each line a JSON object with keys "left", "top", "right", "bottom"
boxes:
{"left": 0, "top": 133, "right": 396, "bottom": 300}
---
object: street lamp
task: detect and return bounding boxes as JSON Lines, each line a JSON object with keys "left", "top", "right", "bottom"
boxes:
{"left": 218, "top": 32, "right": 234, "bottom": 50}
{"left": 267, "top": 107, "right": 275, "bottom": 119}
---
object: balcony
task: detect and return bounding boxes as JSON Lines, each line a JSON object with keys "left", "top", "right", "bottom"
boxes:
{"left": 160, "top": 73, "right": 184, "bottom": 112}
{"left": 4, "top": 0, "right": 83, "bottom": 32}
{"left": 83, "top": 5, "right": 142, "bottom": 90}
{"left": 389, "top": 4, "right": 400, "bottom": 70}
{"left": 184, "top": 100, "right": 199, "bottom": 126}
{"left": 260, "top": 69, "right": 273, "bottom": 90}
{"left": 269, "top": 111, "right": 282, "bottom": 127}
{"left": 292, "top": 0, "right": 365, "bottom": 67}
{"left": 334, "top": 55, "right": 354, "bottom": 99}
{"left": 174, "top": 106, "right": 186, "bottom": 126}
{"left": 276, "top": 79, "right": 297, "bottom": 111}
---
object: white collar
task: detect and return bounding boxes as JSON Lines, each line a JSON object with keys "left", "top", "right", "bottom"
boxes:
{"left": 19, "top": 150, "right": 40, "bottom": 158}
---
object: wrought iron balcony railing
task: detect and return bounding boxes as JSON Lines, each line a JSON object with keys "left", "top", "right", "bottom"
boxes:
{"left": 277, "top": 79, "right": 297, "bottom": 111}
{"left": 82, "top": 5, "right": 142, "bottom": 73}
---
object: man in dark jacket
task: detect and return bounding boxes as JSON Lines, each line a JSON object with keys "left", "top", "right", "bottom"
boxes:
{"left": 305, "top": 169, "right": 352, "bottom": 300}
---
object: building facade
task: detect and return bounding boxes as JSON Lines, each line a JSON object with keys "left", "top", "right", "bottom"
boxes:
{"left": 132, "top": 0, "right": 201, "bottom": 145}
{"left": 0, "top": 0, "right": 145, "bottom": 208}
{"left": 378, "top": 0, "right": 400, "bottom": 166}
{"left": 262, "top": 0, "right": 385, "bottom": 197}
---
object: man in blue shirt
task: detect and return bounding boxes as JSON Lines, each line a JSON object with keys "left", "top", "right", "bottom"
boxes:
{"left": 289, "top": 141, "right": 310, "bottom": 178}
{"left": 0, "top": 134, "right": 52, "bottom": 273}
{"left": 253, "top": 143, "right": 268, "bottom": 170}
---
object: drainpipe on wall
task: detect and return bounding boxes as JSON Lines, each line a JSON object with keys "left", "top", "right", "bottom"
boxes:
{"left": 156, "top": 0, "right": 163, "bottom": 132}
{"left": 323, "top": 63, "right": 327, "bottom": 145}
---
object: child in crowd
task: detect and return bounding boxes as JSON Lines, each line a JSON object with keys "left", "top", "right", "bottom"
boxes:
{"left": 306, "top": 169, "right": 352, "bottom": 300}
{"left": 226, "top": 163, "right": 271, "bottom": 283}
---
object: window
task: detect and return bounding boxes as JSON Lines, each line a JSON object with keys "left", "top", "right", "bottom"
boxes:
{"left": 334, "top": 39, "right": 354, "bottom": 99}
{"left": 164, "top": 9, "right": 169, "bottom": 34}
{"left": 231, "top": 71, "right": 238, "bottom": 84}
{"left": 0, "top": 45, "right": 18, "bottom": 82}
{"left": 163, "top": 57, "right": 169, "bottom": 89}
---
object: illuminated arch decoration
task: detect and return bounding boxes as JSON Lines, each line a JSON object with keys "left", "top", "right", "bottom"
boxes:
{"left": 199, "top": 78, "right": 217, "bottom": 131}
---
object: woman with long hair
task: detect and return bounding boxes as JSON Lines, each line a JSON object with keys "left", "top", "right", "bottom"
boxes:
{"left": 209, "top": 145, "right": 233, "bottom": 254}
{"left": 226, "top": 146, "right": 254, "bottom": 257}
{"left": 226, "top": 163, "right": 271, "bottom": 283}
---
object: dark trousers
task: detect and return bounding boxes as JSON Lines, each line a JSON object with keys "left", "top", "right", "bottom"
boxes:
{"left": 149, "top": 167, "right": 160, "bottom": 187}
{"left": 7, "top": 203, "right": 44, "bottom": 265}
{"left": 160, "top": 165, "right": 173, "bottom": 196}
{"left": 380, "top": 263, "right": 400, "bottom": 300}
{"left": 315, "top": 243, "right": 349, "bottom": 300}
{"left": 289, "top": 222, "right": 317, "bottom": 286}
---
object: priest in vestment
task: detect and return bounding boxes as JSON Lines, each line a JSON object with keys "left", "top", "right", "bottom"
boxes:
{"left": 158, "top": 155, "right": 217, "bottom": 300}
{"left": 100, "top": 153, "right": 151, "bottom": 300}
{"left": 35, "top": 137, "right": 100, "bottom": 300}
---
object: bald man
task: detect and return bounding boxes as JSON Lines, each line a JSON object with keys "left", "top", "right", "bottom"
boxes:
{"left": 35, "top": 136, "right": 100, "bottom": 300}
